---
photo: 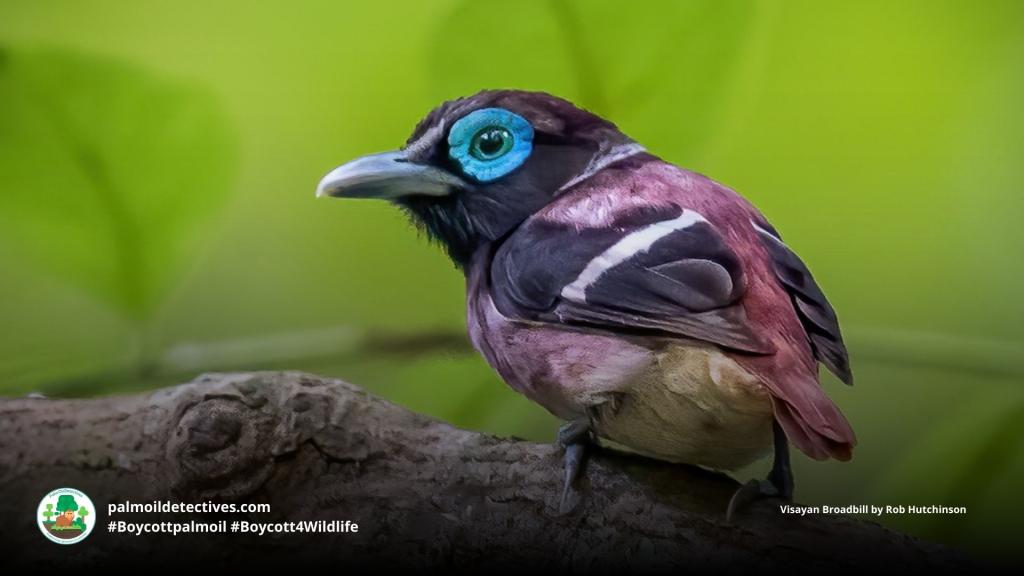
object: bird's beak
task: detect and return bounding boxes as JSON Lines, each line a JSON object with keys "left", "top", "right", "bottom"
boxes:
{"left": 316, "top": 150, "right": 468, "bottom": 200}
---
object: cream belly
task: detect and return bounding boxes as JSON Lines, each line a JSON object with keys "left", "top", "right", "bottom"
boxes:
{"left": 590, "top": 344, "right": 774, "bottom": 470}
{"left": 469, "top": 290, "right": 774, "bottom": 471}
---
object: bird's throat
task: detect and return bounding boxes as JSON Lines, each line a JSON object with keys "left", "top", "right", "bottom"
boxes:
{"left": 396, "top": 195, "right": 487, "bottom": 269}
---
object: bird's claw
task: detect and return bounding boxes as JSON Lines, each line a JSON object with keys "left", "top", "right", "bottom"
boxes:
{"left": 557, "top": 420, "right": 591, "bottom": 514}
{"left": 559, "top": 443, "right": 587, "bottom": 513}
{"left": 726, "top": 478, "right": 788, "bottom": 523}
{"left": 726, "top": 420, "right": 794, "bottom": 522}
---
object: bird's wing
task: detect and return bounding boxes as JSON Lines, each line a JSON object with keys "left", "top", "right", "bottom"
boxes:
{"left": 751, "top": 219, "right": 852, "bottom": 384}
{"left": 488, "top": 166, "right": 857, "bottom": 461}
{"left": 489, "top": 202, "right": 773, "bottom": 354}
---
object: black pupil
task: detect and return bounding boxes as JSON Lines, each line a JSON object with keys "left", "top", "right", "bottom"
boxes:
{"left": 477, "top": 128, "right": 506, "bottom": 156}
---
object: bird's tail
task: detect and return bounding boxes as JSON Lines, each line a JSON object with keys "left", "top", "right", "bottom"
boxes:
{"left": 769, "top": 383, "right": 856, "bottom": 461}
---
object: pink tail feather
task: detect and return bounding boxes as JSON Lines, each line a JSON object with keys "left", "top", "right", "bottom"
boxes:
{"left": 770, "top": 385, "right": 856, "bottom": 461}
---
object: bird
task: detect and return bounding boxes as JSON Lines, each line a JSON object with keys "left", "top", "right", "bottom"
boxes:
{"left": 316, "top": 90, "right": 855, "bottom": 518}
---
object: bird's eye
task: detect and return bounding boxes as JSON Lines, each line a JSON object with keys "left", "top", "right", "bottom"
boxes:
{"left": 470, "top": 127, "right": 513, "bottom": 160}
{"left": 448, "top": 108, "right": 533, "bottom": 182}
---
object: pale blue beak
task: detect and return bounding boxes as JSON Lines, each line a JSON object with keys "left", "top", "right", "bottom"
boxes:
{"left": 316, "top": 150, "right": 468, "bottom": 200}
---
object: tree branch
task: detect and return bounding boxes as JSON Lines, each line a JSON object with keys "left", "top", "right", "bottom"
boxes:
{"left": 0, "top": 371, "right": 976, "bottom": 571}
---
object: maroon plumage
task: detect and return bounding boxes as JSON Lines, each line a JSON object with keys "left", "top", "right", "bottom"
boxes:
{"left": 318, "top": 89, "right": 855, "bottom": 477}
{"left": 472, "top": 155, "right": 855, "bottom": 463}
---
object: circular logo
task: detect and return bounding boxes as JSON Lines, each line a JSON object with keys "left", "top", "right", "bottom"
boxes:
{"left": 37, "top": 487, "right": 95, "bottom": 545}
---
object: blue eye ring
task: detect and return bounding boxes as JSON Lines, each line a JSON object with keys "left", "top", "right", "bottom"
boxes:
{"left": 447, "top": 108, "right": 534, "bottom": 182}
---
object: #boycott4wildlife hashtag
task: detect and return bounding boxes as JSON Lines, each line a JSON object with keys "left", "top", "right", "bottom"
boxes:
{"left": 105, "top": 500, "right": 360, "bottom": 536}
{"left": 108, "top": 520, "right": 359, "bottom": 536}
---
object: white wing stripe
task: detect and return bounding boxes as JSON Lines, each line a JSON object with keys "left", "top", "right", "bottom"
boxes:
{"left": 560, "top": 209, "right": 708, "bottom": 303}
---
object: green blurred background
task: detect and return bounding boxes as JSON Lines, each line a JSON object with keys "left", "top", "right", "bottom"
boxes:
{"left": 1, "top": 0, "right": 1021, "bottom": 560}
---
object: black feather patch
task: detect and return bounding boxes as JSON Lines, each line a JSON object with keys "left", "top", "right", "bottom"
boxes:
{"left": 490, "top": 203, "right": 681, "bottom": 312}
{"left": 754, "top": 221, "right": 853, "bottom": 384}
{"left": 580, "top": 222, "right": 745, "bottom": 313}
{"left": 490, "top": 208, "right": 773, "bottom": 354}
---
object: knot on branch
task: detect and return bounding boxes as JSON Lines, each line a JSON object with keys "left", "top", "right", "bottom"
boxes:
{"left": 165, "top": 372, "right": 385, "bottom": 500}
{"left": 169, "top": 396, "right": 273, "bottom": 500}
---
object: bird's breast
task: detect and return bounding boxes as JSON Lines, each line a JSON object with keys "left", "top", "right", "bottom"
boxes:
{"left": 467, "top": 278, "right": 773, "bottom": 470}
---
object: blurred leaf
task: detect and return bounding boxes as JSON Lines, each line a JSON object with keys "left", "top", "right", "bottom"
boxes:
{"left": 429, "top": 0, "right": 757, "bottom": 159}
{"left": 0, "top": 46, "right": 234, "bottom": 318}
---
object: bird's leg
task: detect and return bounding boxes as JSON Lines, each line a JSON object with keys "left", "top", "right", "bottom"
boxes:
{"left": 556, "top": 419, "right": 592, "bottom": 513}
{"left": 726, "top": 419, "right": 794, "bottom": 522}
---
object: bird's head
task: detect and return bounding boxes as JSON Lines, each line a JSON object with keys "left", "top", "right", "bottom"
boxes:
{"left": 316, "top": 90, "right": 645, "bottom": 267}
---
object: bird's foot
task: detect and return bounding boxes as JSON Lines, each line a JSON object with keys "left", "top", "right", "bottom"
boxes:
{"left": 556, "top": 420, "right": 592, "bottom": 514}
{"left": 726, "top": 475, "right": 793, "bottom": 523}
{"left": 727, "top": 419, "right": 795, "bottom": 522}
